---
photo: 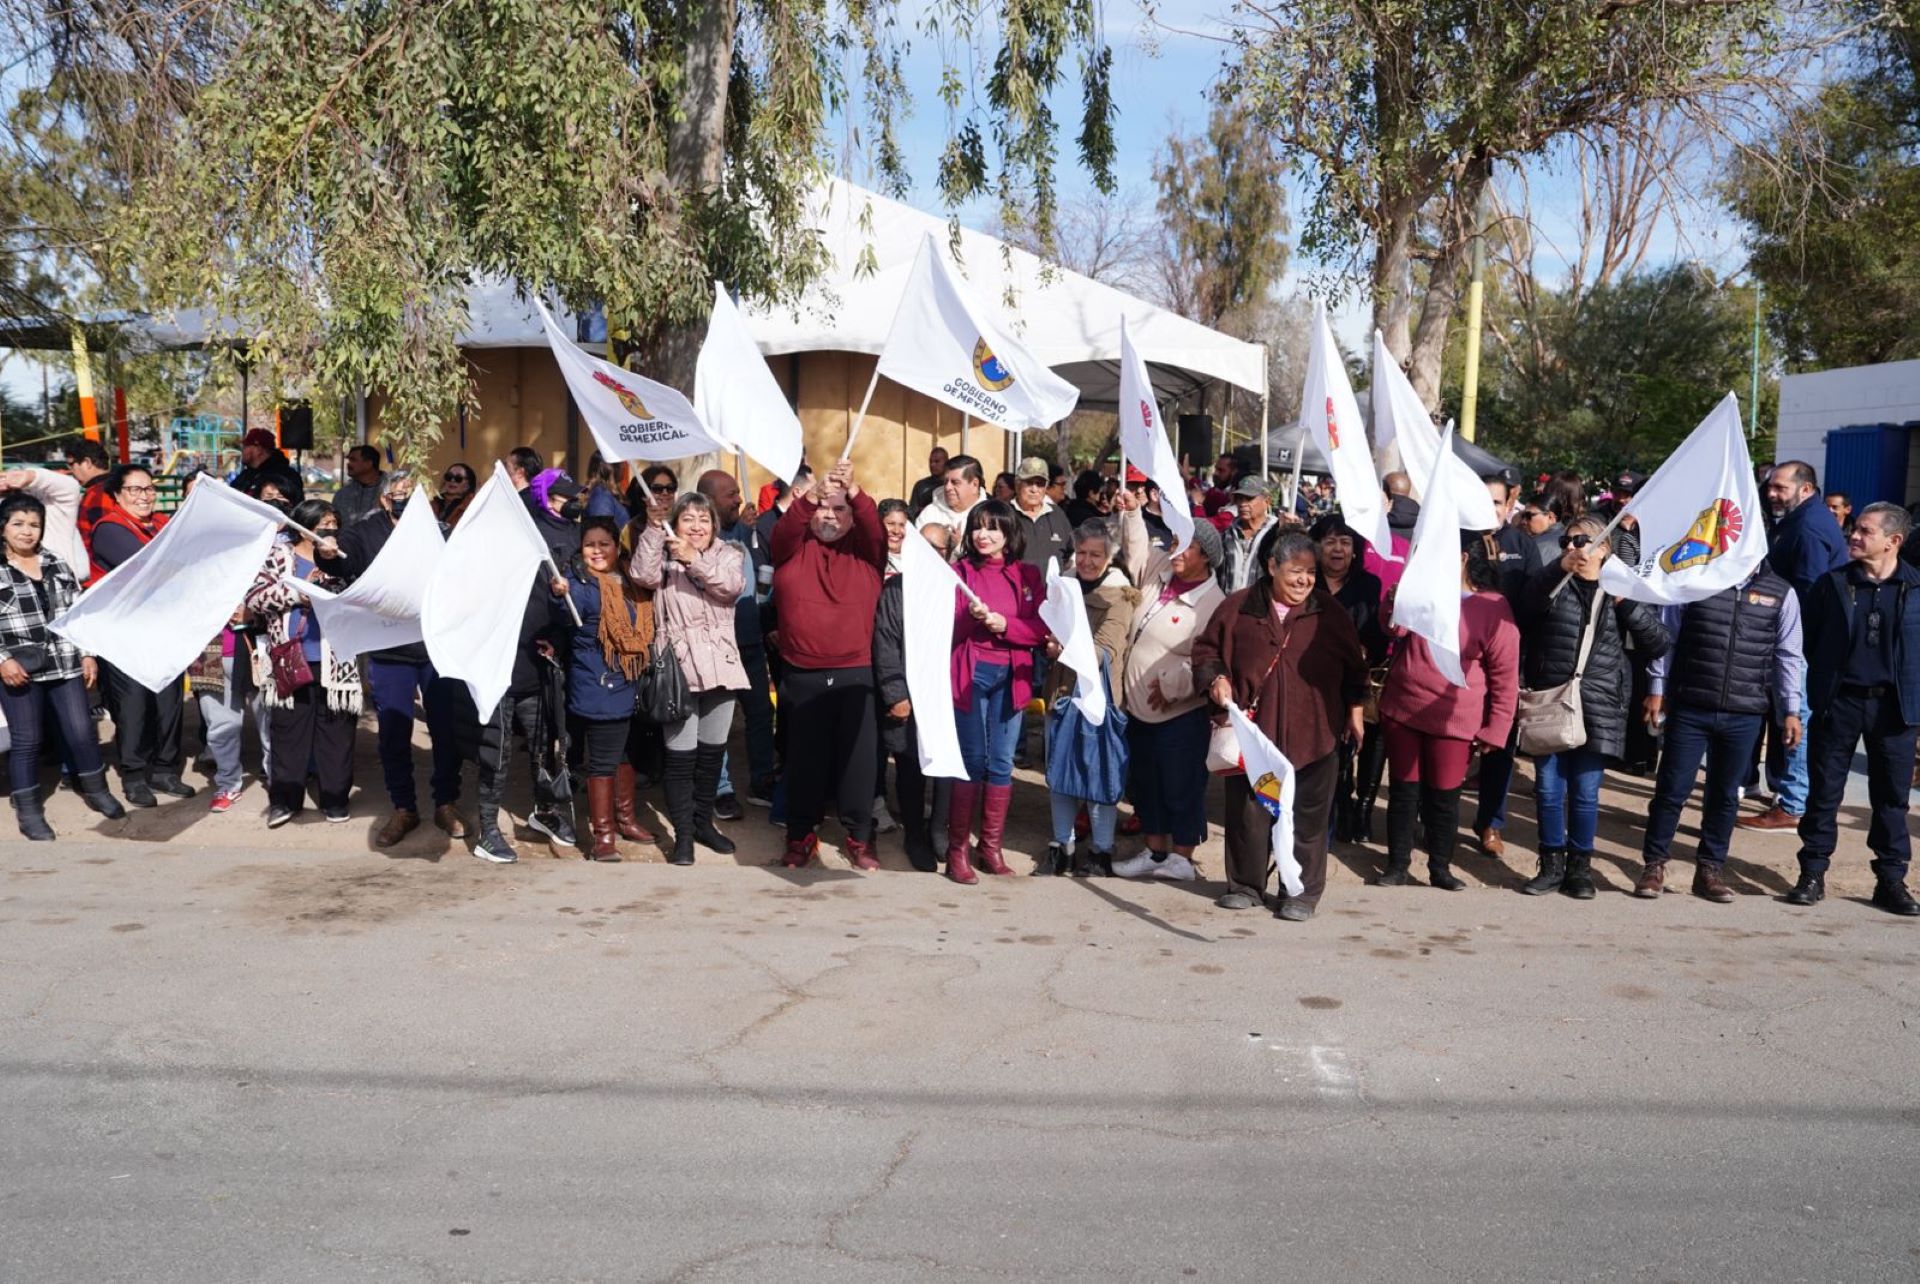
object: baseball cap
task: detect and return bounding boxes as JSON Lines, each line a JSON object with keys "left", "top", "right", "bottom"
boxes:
{"left": 241, "top": 428, "right": 277, "bottom": 452}
{"left": 1124, "top": 464, "right": 1150, "bottom": 485}
{"left": 1615, "top": 470, "right": 1647, "bottom": 495}
{"left": 546, "top": 475, "right": 583, "bottom": 500}
{"left": 1014, "top": 456, "right": 1050, "bottom": 482}
{"left": 1231, "top": 477, "right": 1267, "bottom": 499}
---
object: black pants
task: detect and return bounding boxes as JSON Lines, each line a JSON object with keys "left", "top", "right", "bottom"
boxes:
{"left": 477, "top": 692, "right": 562, "bottom": 827}
{"left": 886, "top": 745, "right": 927, "bottom": 829}
{"left": 581, "top": 717, "right": 630, "bottom": 776}
{"left": 780, "top": 665, "right": 877, "bottom": 842}
{"left": 267, "top": 687, "right": 354, "bottom": 812}
{"left": 1223, "top": 751, "right": 1339, "bottom": 904}
{"left": 106, "top": 662, "right": 185, "bottom": 780}
{"left": 1796, "top": 686, "right": 1919, "bottom": 878}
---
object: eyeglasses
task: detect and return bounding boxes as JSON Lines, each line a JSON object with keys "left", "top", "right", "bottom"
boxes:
{"left": 1558, "top": 534, "right": 1596, "bottom": 550}
{"left": 120, "top": 485, "right": 156, "bottom": 497}
{"left": 315, "top": 526, "right": 340, "bottom": 537}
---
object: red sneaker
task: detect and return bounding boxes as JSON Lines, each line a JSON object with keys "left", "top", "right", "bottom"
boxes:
{"left": 779, "top": 832, "right": 819, "bottom": 868}
{"left": 209, "top": 786, "right": 244, "bottom": 814}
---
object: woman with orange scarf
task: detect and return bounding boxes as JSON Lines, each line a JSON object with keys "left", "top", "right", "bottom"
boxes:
{"left": 562, "top": 516, "right": 658, "bottom": 861}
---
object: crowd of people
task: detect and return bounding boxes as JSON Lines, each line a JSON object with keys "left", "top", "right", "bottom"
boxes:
{"left": 2, "top": 428, "right": 1916, "bottom": 921}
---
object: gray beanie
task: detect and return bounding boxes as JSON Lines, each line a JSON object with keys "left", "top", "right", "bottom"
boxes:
{"left": 1186, "top": 520, "right": 1224, "bottom": 567}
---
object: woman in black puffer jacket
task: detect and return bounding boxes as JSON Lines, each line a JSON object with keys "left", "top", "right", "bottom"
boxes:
{"left": 1520, "top": 514, "right": 1670, "bottom": 899}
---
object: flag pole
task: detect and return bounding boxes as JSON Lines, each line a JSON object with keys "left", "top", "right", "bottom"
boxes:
{"left": 1546, "top": 505, "right": 1633, "bottom": 601}
{"left": 1286, "top": 420, "right": 1307, "bottom": 511}
{"left": 837, "top": 365, "right": 882, "bottom": 464}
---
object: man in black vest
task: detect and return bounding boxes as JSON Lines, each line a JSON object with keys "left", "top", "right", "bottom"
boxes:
{"left": 1636, "top": 566, "right": 1803, "bottom": 901}
{"left": 1787, "top": 501, "right": 1920, "bottom": 914}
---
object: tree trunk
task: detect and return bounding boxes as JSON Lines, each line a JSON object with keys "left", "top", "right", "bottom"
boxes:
{"left": 1406, "top": 165, "right": 1491, "bottom": 411}
{"left": 1370, "top": 190, "right": 1421, "bottom": 367}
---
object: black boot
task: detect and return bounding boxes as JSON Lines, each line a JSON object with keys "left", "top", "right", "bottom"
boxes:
{"left": 1522, "top": 846, "right": 1567, "bottom": 896}
{"left": 1375, "top": 779, "right": 1420, "bottom": 885}
{"left": 1354, "top": 726, "right": 1386, "bottom": 843}
{"left": 77, "top": 770, "right": 127, "bottom": 820}
{"left": 691, "top": 744, "right": 736, "bottom": 854}
{"left": 1423, "top": 785, "right": 1467, "bottom": 891}
{"left": 11, "top": 787, "right": 53, "bottom": 841}
{"left": 663, "top": 748, "right": 697, "bottom": 866}
{"left": 1043, "top": 842, "right": 1072, "bottom": 876}
{"left": 1562, "top": 848, "right": 1597, "bottom": 899}
{"left": 1783, "top": 870, "right": 1825, "bottom": 905}
{"left": 1333, "top": 751, "right": 1358, "bottom": 842}
{"left": 903, "top": 813, "right": 938, "bottom": 872}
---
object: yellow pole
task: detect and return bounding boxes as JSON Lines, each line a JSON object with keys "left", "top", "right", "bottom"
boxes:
{"left": 71, "top": 327, "right": 100, "bottom": 442}
{"left": 1459, "top": 202, "right": 1486, "bottom": 444}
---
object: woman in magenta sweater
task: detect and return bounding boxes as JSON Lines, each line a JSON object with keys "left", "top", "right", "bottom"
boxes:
{"left": 947, "top": 500, "right": 1048, "bottom": 884}
{"left": 1375, "top": 534, "right": 1520, "bottom": 890}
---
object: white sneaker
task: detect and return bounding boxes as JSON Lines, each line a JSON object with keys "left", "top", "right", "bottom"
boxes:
{"left": 1111, "top": 852, "right": 1157, "bottom": 880}
{"left": 873, "top": 798, "right": 899, "bottom": 834}
{"left": 1149, "top": 853, "right": 1197, "bottom": 881}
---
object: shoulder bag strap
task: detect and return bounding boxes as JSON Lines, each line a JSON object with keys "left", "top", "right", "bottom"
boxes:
{"left": 1570, "top": 589, "right": 1604, "bottom": 679}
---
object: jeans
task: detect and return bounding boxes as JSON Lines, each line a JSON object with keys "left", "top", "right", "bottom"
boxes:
{"left": 1473, "top": 731, "right": 1517, "bottom": 833}
{"left": 1534, "top": 745, "right": 1607, "bottom": 850}
{"left": 195, "top": 658, "right": 247, "bottom": 794}
{"left": 1796, "top": 687, "right": 1918, "bottom": 877}
{"left": 1768, "top": 674, "right": 1812, "bottom": 815}
{"left": 1050, "top": 792, "right": 1116, "bottom": 850}
{"left": 1642, "top": 704, "right": 1765, "bottom": 865}
{"left": 367, "top": 657, "right": 463, "bottom": 812}
{"left": 953, "top": 661, "right": 1022, "bottom": 786}
{"left": 1, "top": 675, "right": 102, "bottom": 793}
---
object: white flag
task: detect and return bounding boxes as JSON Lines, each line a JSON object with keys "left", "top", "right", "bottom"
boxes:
{"left": 1227, "top": 702, "right": 1303, "bottom": 898}
{"left": 281, "top": 494, "right": 446, "bottom": 660}
{"left": 50, "top": 477, "right": 283, "bottom": 693}
{"left": 1598, "top": 394, "right": 1768, "bottom": 605}
{"left": 875, "top": 233, "right": 1080, "bottom": 430}
{"left": 899, "top": 527, "right": 968, "bottom": 779}
{"left": 535, "top": 299, "right": 730, "bottom": 462}
{"left": 422, "top": 462, "right": 554, "bottom": 719}
{"left": 1371, "top": 331, "right": 1497, "bottom": 531}
{"left": 1117, "top": 316, "right": 1196, "bottom": 556}
{"left": 1394, "top": 423, "right": 1468, "bottom": 687}
{"left": 1302, "top": 301, "right": 1390, "bottom": 556}
{"left": 695, "top": 282, "right": 804, "bottom": 482}
{"left": 1038, "top": 557, "right": 1106, "bottom": 726}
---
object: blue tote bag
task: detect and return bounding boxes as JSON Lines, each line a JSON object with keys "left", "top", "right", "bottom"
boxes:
{"left": 1045, "top": 658, "right": 1129, "bottom": 805}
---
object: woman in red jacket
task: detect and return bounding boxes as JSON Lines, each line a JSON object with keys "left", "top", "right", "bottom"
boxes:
{"left": 1375, "top": 534, "right": 1520, "bottom": 890}
{"left": 946, "top": 500, "right": 1048, "bottom": 884}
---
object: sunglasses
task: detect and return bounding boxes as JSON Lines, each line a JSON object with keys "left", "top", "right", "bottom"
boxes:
{"left": 1558, "top": 534, "right": 1596, "bottom": 550}
{"left": 649, "top": 483, "right": 676, "bottom": 495}
{"left": 442, "top": 473, "right": 470, "bottom": 485}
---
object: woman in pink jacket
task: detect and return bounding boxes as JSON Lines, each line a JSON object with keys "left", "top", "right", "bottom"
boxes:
{"left": 947, "top": 500, "right": 1048, "bottom": 884}
{"left": 1375, "top": 534, "right": 1520, "bottom": 890}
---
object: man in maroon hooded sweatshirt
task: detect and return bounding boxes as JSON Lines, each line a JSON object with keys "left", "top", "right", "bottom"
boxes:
{"left": 770, "top": 459, "right": 887, "bottom": 869}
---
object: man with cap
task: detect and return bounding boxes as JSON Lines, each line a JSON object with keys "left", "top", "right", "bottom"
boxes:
{"left": 1218, "top": 477, "right": 1278, "bottom": 593}
{"left": 231, "top": 427, "right": 304, "bottom": 504}
{"left": 1010, "top": 456, "right": 1074, "bottom": 570}
{"left": 1124, "top": 466, "right": 1175, "bottom": 551}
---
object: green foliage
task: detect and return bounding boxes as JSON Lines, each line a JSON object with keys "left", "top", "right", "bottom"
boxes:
{"left": 1446, "top": 265, "right": 1769, "bottom": 481}
{"left": 1152, "top": 97, "right": 1290, "bottom": 330}
{"left": 1726, "top": 6, "right": 1920, "bottom": 369}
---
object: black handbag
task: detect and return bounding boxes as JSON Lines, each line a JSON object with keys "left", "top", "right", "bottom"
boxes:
{"left": 8, "top": 643, "right": 48, "bottom": 675}
{"left": 634, "top": 632, "right": 689, "bottom": 725}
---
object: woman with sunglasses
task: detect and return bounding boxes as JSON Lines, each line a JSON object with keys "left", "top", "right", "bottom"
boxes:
{"left": 628, "top": 465, "right": 678, "bottom": 517}
{"left": 434, "top": 464, "right": 477, "bottom": 528}
{"left": 1520, "top": 515, "right": 1670, "bottom": 898}
{"left": 86, "top": 464, "right": 200, "bottom": 807}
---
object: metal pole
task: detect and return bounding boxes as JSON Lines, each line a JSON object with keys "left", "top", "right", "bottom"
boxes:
{"left": 1459, "top": 189, "right": 1488, "bottom": 443}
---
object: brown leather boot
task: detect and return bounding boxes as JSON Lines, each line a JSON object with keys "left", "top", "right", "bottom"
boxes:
{"left": 946, "top": 781, "right": 980, "bottom": 885}
{"left": 1633, "top": 860, "right": 1666, "bottom": 899}
{"left": 975, "top": 783, "right": 1013, "bottom": 876}
{"left": 612, "top": 764, "right": 656, "bottom": 844}
{"left": 585, "top": 776, "right": 621, "bottom": 862}
{"left": 1736, "top": 804, "right": 1799, "bottom": 831}
{"left": 375, "top": 808, "right": 419, "bottom": 848}
{"left": 1691, "top": 862, "right": 1735, "bottom": 903}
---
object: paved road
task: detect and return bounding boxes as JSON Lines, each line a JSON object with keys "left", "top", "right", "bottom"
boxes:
{"left": 3, "top": 827, "right": 1916, "bottom": 1282}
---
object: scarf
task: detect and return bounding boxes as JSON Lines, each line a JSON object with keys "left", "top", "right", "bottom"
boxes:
{"left": 594, "top": 569, "right": 655, "bottom": 679}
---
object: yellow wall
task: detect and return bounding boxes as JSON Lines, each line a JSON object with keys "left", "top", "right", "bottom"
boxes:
{"left": 376, "top": 346, "right": 1011, "bottom": 502}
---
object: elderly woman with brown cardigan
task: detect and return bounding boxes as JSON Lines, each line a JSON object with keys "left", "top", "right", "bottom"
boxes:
{"left": 1194, "top": 528, "right": 1367, "bottom": 922}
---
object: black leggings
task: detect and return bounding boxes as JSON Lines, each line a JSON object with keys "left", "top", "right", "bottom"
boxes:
{"left": 580, "top": 717, "right": 630, "bottom": 776}
{"left": 780, "top": 665, "right": 877, "bottom": 841}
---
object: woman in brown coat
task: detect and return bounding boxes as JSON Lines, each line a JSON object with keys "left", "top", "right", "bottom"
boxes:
{"left": 1193, "top": 528, "right": 1367, "bottom": 922}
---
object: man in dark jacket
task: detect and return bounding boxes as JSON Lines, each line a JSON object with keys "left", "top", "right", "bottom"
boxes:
{"left": 337, "top": 474, "right": 470, "bottom": 848}
{"left": 1010, "top": 456, "right": 1074, "bottom": 570}
{"left": 1741, "top": 459, "right": 1849, "bottom": 832}
{"left": 230, "top": 428, "right": 304, "bottom": 504}
{"left": 907, "top": 446, "right": 949, "bottom": 520}
{"left": 1786, "top": 502, "right": 1920, "bottom": 915}
{"left": 1636, "top": 567, "right": 1804, "bottom": 902}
